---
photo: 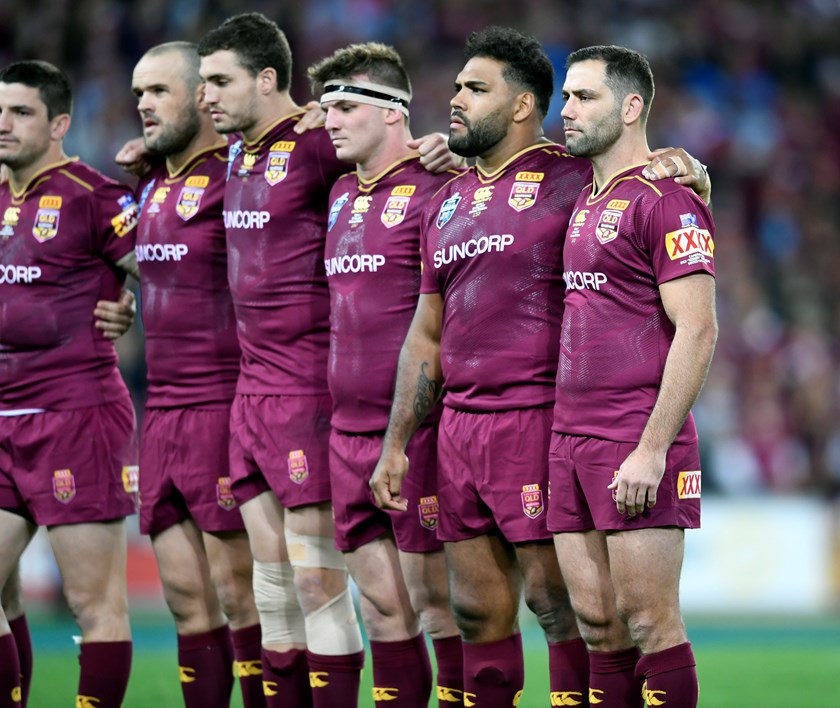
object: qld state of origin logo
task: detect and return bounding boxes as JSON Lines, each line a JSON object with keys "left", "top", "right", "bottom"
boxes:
{"left": 288, "top": 450, "right": 309, "bottom": 484}
{"left": 521, "top": 483, "right": 544, "bottom": 518}
{"left": 417, "top": 495, "right": 439, "bottom": 531}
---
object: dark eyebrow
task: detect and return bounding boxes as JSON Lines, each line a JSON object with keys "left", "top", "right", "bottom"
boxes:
{"left": 454, "top": 79, "right": 490, "bottom": 91}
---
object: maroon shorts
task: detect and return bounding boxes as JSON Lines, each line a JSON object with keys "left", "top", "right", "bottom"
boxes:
{"left": 139, "top": 407, "right": 246, "bottom": 536}
{"left": 547, "top": 433, "right": 702, "bottom": 533}
{"left": 0, "top": 398, "right": 138, "bottom": 526}
{"left": 436, "top": 407, "right": 552, "bottom": 544}
{"left": 330, "top": 427, "right": 442, "bottom": 554}
{"left": 229, "top": 393, "right": 332, "bottom": 509}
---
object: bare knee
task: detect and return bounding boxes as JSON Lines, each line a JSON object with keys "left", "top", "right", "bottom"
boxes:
{"left": 211, "top": 563, "right": 257, "bottom": 629}
{"left": 618, "top": 602, "right": 686, "bottom": 653}
{"left": 293, "top": 566, "right": 348, "bottom": 614}
{"left": 407, "top": 576, "right": 456, "bottom": 639}
{"left": 63, "top": 584, "right": 129, "bottom": 639}
{"left": 522, "top": 580, "right": 578, "bottom": 643}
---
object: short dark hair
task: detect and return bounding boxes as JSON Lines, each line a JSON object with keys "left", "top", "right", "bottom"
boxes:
{"left": 307, "top": 42, "right": 411, "bottom": 97}
{"left": 0, "top": 60, "right": 72, "bottom": 119}
{"left": 566, "top": 45, "right": 655, "bottom": 125}
{"left": 145, "top": 41, "right": 202, "bottom": 94}
{"left": 197, "top": 13, "right": 292, "bottom": 92}
{"left": 464, "top": 26, "right": 554, "bottom": 119}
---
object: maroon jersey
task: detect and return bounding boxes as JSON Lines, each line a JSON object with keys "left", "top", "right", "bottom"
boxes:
{"left": 136, "top": 146, "right": 240, "bottom": 409}
{"left": 223, "top": 115, "right": 349, "bottom": 395}
{"left": 420, "top": 143, "right": 591, "bottom": 412}
{"left": 553, "top": 164, "right": 716, "bottom": 443}
{"left": 0, "top": 159, "right": 138, "bottom": 410}
{"left": 326, "top": 157, "right": 456, "bottom": 432}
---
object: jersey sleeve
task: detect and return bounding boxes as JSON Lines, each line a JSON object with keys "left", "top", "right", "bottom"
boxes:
{"left": 644, "top": 190, "right": 715, "bottom": 285}
{"left": 418, "top": 202, "right": 439, "bottom": 294}
{"left": 90, "top": 180, "right": 139, "bottom": 264}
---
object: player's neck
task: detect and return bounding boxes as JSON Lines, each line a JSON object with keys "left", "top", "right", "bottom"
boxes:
{"left": 242, "top": 91, "right": 299, "bottom": 143}
{"left": 590, "top": 136, "right": 650, "bottom": 195}
{"left": 475, "top": 125, "right": 549, "bottom": 173}
{"left": 6, "top": 146, "right": 68, "bottom": 193}
{"left": 357, "top": 128, "right": 414, "bottom": 181}
{"left": 165, "top": 121, "right": 225, "bottom": 174}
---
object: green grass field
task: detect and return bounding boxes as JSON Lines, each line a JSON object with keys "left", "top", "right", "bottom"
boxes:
{"left": 25, "top": 612, "right": 840, "bottom": 707}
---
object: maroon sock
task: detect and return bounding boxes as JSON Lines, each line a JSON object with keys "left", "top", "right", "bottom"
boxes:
{"left": 589, "top": 646, "right": 643, "bottom": 707}
{"left": 635, "top": 642, "right": 698, "bottom": 708}
{"left": 262, "top": 647, "right": 312, "bottom": 708}
{"left": 0, "top": 633, "right": 22, "bottom": 707}
{"left": 369, "top": 634, "right": 432, "bottom": 706}
{"left": 231, "top": 624, "right": 266, "bottom": 708}
{"left": 307, "top": 650, "right": 365, "bottom": 708}
{"left": 548, "top": 637, "right": 590, "bottom": 707}
{"left": 432, "top": 635, "right": 464, "bottom": 707}
{"left": 77, "top": 640, "right": 132, "bottom": 708}
{"left": 462, "top": 634, "right": 525, "bottom": 708}
{"left": 8, "top": 616, "right": 32, "bottom": 707}
{"left": 177, "top": 625, "right": 235, "bottom": 708}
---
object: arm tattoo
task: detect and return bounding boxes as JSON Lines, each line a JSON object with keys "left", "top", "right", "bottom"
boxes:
{"left": 413, "top": 361, "right": 441, "bottom": 423}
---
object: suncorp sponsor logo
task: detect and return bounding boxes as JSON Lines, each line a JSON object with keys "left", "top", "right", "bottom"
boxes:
{"left": 325, "top": 253, "right": 386, "bottom": 276}
{"left": 223, "top": 210, "right": 271, "bottom": 229}
{"left": 563, "top": 270, "right": 607, "bottom": 290}
{"left": 433, "top": 233, "right": 514, "bottom": 268}
{"left": 135, "top": 243, "right": 189, "bottom": 262}
{"left": 0, "top": 264, "right": 42, "bottom": 284}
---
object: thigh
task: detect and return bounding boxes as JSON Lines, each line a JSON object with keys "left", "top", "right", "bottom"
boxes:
{"left": 203, "top": 529, "right": 255, "bottom": 585}
{"left": 48, "top": 520, "right": 128, "bottom": 605}
{"left": 607, "top": 527, "right": 685, "bottom": 616}
{"left": 151, "top": 518, "right": 214, "bottom": 600}
{"left": 445, "top": 533, "right": 521, "bottom": 642}
{"left": 0, "top": 510, "right": 36, "bottom": 593}
{"left": 238, "top": 491, "right": 288, "bottom": 562}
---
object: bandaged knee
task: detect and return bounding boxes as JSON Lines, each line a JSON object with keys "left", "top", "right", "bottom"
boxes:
{"left": 284, "top": 530, "right": 347, "bottom": 570}
{"left": 304, "top": 589, "right": 364, "bottom": 655}
{"left": 252, "top": 560, "right": 306, "bottom": 646}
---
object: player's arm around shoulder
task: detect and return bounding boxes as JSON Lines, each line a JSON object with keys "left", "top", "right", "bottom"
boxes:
{"left": 371, "top": 292, "right": 445, "bottom": 511}
{"left": 643, "top": 147, "right": 711, "bottom": 205}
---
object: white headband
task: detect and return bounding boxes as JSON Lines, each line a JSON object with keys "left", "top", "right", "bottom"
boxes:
{"left": 320, "top": 78, "right": 411, "bottom": 116}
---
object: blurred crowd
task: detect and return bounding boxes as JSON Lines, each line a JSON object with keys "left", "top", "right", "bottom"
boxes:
{"left": 2, "top": 0, "right": 839, "bottom": 496}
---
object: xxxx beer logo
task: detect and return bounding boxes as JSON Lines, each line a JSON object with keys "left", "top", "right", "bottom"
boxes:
{"left": 551, "top": 691, "right": 585, "bottom": 706}
{"left": 677, "top": 470, "right": 701, "bottom": 499}
{"left": 665, "top": 227, "right": 714, "bottom": 264}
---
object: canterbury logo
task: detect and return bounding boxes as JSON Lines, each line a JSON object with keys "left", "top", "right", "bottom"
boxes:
{"left": 310, "top": 672, "right": 330, "bottom": 688}
{"left": 179, "top": 666, "right": 196, "bottom": 683}
{"left": 642, "top": 682, "right": 668, "bottom": 706}
{"left": 11, "top": 687, "right": 21, "bottom": 703}
{"left": 263, "top": 680, "right": 278, "bottom": 696}
{"left": 463, "top": 692, "right": 477, "bottom": 707}
{"left": 76, "top": 697, "right": 101, "bottom": 708}
{"left": 589, "top": 688, "right": 605, "bottom": 704}
{"left": 513, "top": 689, "right": 523, "bottom": 705}
{"left": 372, "top": 687, "right": 399, "bottom": 701}
{"left": 438, "top": 686, "right": 463, "bottom": 702}
{"left": 551, "top": 691, "right": 585, "bottom": 706}
{"left": 233, "top": 660, "right": 263, "bottom": 677}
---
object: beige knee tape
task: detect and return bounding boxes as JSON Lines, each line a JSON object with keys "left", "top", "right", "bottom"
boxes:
{"left": 304, "top": 589, "right": 363, "bottom": 655}
{"left": 252, "top": 560, "right": 306, "bottom": 645}
{"left": 285, "top": 530, "right": 347, "bottom": 570}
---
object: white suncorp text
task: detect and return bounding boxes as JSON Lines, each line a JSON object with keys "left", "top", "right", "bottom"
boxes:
{"left": 223, "top": 210, "right": 271, "bottom": 229}
{"left": 0, "top": 265, "right": 42, "bottom": 284}
{"left": 324, "top": 253, "right": 386, "bottom": 276}
{"left": 563, "top": 270, "right": 608, "bottom": 291}
{"left": 433, "top": 234, "right": 514, "bottom": 268}
{"left": 135, "top": 244, "right": 189, "bottom": 262}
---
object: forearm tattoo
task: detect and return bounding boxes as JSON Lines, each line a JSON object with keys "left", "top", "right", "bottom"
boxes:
{"left": 413, "top": 361, "right": 441, "bottom": 423}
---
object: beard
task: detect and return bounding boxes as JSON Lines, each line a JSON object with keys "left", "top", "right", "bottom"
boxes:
{"left": 448, "top": 107, "right": 509, "bottom": 158}
{"left": 145, "top": 105, "right": 202, "bottom": 156}
{"left": 564, "top": 108, "right": 623, "bottom": 158}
